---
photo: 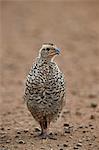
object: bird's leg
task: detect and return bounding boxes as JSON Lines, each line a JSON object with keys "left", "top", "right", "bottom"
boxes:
{"left": 40, "top": 128, "right": 48, "bottom": 139}
{"left": 39, "top": 121, "right": 48, "bottom": 139}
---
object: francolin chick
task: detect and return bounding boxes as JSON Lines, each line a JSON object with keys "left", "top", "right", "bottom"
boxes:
{"left": 24, "top": 43, "right": 65, "bottom": 139}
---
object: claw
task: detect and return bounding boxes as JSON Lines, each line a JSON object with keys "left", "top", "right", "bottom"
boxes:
{"left": 39, "top": 132, "right": 48, "bottom": 139}
{"left": 38, "top": 132, "right": 57, "bottom": 140}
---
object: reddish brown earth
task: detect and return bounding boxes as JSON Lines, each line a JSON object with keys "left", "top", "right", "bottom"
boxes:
{"left": 0, "top": 1, "right": 99, "bottom": 150}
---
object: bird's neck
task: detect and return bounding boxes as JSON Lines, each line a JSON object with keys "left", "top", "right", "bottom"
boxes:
{"left": 38, "top": 56, "right": 53, "bottom": 64}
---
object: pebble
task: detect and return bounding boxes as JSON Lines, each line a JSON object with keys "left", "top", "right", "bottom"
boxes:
{"left": 74, "top": 146, "right": 79, "bottom": 149}
{"left": 35, "top": 127, "right": 41, "bottom": 132}
{"left": 17, "top": 130, "right": 21, "bottom": 134}
{"left": 64, "top": 127, "right": 70, "bottom": 133}
{"left": 18, "top": 139, "right": 25, "bottom": 144}
{"left": 76, "top": 142, "right": 82, "bottom": 147}
{"left": 31, "top": 141, "right": 34, "bottom": 145}
{"left": 78, "top": 125, "right": 83, "bottom": 129}
{"left": 89, "top": 124, "right": 93, "bottom": 127}
{"left": 66, "top": 140, "right": 69, "bottom": 142}
{"left": 63, "top": 144, "right": 68, "bottom": 147}
{"left": 78, "top": 140, "right": 82, "bottom": 143}
{"left": 69, "top": 135, "right": 73, "bottom": 139}
{"left": 49, "top": 132, "right": 53, "bottom": 135}
{"left": 54, "top": 132, "right": 57, "bottom": 136}
{"left": 48, "top": 134, "right": 57, "bottom": 140}
{"left": 30, "top": 132, "right": 33, "bottom": 135}
{"left": 7, "top": 128, "right": 10, "bottom": 130}
{"left": 1, "top": 127, "right": 4, "bottom": 130}
{"left": 1, "top": 135, "right": 6, "bottom": 138}
{"left": 90, "top": 115, "right": 95, "bottom": 119}
{"left": 64, "top": 123, "right": 69, "bottom": 127}
{"left": 82, "top": 130, "right": 86, "bottom": 133}
{"left": 6, "top": 139, "right": 11, "bottom": 143}
{"left": 88, "top": 93, "right": 97, "bottom": 99}
{"left": 15, "top": 135, "right": 19, "bottom": 138}
{"left": 63, "top": 110, "right": 70, "bottom": 114}
{"left": 90, "top": 102, "right": 97, "bottom": 108}
{"left": 24, "top": 129, "right": 29, "bottom": 133}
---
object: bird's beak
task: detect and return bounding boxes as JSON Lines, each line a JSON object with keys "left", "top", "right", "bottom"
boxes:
{"left": 55, "top": 47, "right": 61, "bottom": 55}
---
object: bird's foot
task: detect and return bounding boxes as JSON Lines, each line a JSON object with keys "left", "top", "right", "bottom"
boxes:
{"left": 38, "top": 132, "right": 57, "bottom": 140}
{"left": 38, "top": 132, "right": 48, "bottom": 139}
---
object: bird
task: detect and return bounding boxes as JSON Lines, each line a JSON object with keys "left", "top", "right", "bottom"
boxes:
{"left": 24, "top": 43, "right": 65, "bottom": 139}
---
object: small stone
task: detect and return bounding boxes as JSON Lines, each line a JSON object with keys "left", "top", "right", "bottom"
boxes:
{"left": 90, "top": 102, "right": 97, "bottom": 108}
{"left": 17, "top": 130, "right": 21, "bottom": 134}
{"left": 18, "top": 139, "right": 25, "bottom": 144}
{"left": 94, "top": 135, "right": 97, "bottom": 138}
{"left": 31, "top": 141, "right": 34, "bottom": 144}
{"left": 74, "top": 146, "right": 78, "bottom": 149}
{"left": 64, "top": 127, "right": 70, "bottom": 133}
{"left": 89, "top": 124, "right": 93, "bottom": 127}
{"left": 66, "top": 140, "right": 69, "bottom": 142}
{"left": 60, "top": 149, "right": 63, "bottom": 150}
{"left": 30, "top": 132, "right": 33, "bottom": 135}
{"left": 64, "top": 123, "right": 69, "bottom": 127}
{"left": 82, "top": 130, "right": 86, "bottom": 133}
{"left": 63, "top": 144, "right": 68, "bottom": 147}
{"left": 48, "top": 133, "right": 57, "bottom": 140}
{"left": 35, "top": 127, "right": 41, "bottom": 132}
{"left": 54, "top": 132, "right": 57, "bottom": 136}
{"left": 78, "top": 125, "right": 83, "bottom": 129}
{"left": 1, "top": 134, "right": 6, "bottom": 138}
{"left": 90, "top": 115, "right": 95, "bottom": 119}
{"left": 15, "top": 135, "right": 19, "bottom": 138}
{"left": 24, "top": 129, "right": 29, "bottom": 133}
{"left": 1, "top": 145, "right": 5, "bottom": 148}
{"left": 49, "top": 132, "right": 53, "bottom": 135}
{"left": 1, "top": 127, "right": 4, "bottom": 130}
{"left": 63, "top": 110, "right": 70, "bottom": 114}
{"left": 88, "top": 94, "right": 97, "bottom": 99}
{"left": 7, "top": 111, "right": 11, "bottom": 114}
{"left": 76, "top": 142, "right": 82, "bottom": 147}
{"left": 6, "top": 139, "right": 11, "bottom": 143}
{"left": 69, "top": 135, "right": 73, "bottom": 139}
{"left": 7, "top": 128, "right": 10, "bottom": 130}
{"left": 78, "top": 140, "right": 82, "bottom": 143}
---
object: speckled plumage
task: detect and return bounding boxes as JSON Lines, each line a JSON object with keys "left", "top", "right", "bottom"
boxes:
{"left": 24, "top": 43, "right": 65, "bottom": 138}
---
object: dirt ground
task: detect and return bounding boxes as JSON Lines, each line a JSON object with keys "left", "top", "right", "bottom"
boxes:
{"left": 0, "top": 1, "right": 99, "bottom": 150}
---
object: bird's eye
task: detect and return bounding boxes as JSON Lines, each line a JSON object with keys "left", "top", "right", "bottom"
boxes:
{"left": 46, "top": 48, "right": 50, "bottom": 51}
{"left": 42, "top": 48, "right": 45, "bottom": 51}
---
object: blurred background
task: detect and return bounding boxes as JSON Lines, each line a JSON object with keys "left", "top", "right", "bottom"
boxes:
{"left": 0, "top": 1, "right": 99, "bottom": 150}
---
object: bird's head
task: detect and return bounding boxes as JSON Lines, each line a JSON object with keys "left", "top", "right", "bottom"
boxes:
{"left": 39, "top": 43, "right": 61, "bottom": 61}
